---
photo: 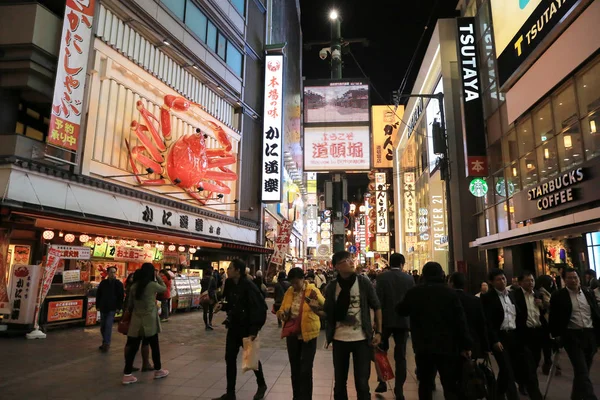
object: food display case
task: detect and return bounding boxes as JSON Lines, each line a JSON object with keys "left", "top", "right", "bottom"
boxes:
{"left": 188, "top": 277, "right": 202, "bottom": 308}
{"left": 173, "top": 277, "right": 192, "bottom": 310}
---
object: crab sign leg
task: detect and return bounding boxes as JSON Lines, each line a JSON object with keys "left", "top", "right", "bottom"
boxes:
{"left": 124, "top": 140, "right": 166, "bottom": 185}
{"left": 185, "top": 188, "right": 207, "bottom": 205}
{"left": 130, "top": 121, "right": 164, "bottom": 163}
{"left": 205, "top": 167, "right": 237, "bottom": 181}
{"left": 206, "top": 121, "right": 232, "bottom": 152}
{"left": 207, "top": 155, "right": 236, "bottom": 169}
{"left": 198, "top": 180, "right": 232, "bottom": 194}
{"left": 136, "top": 101, "right": 166, "bottom": 151}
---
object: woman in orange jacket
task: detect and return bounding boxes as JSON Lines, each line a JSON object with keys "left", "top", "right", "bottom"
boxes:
{"left": 277, "top": 267, "right": 325, "bottom": 400}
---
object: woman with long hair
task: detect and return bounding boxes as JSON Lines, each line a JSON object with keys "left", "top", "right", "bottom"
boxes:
{"left": 123, "top": 271, "right": 152, "bottom": 371}
{"left": 200, "top": 267, "right": 217, "bottom": 330}
{"left": 277, "top": 267, "right": 325, "bottom": 400}
{"left": 122, "top": 263, "right": 168, "bottom": 384}
{"left": 158, "top": 269, "right": 172, "bottom": 322}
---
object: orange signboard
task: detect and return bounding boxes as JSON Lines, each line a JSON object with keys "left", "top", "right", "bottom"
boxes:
{"left": 47, "top": 299, "right": 84, "bottom": 323}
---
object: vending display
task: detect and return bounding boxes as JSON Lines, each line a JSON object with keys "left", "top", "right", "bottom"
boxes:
{"left": 188, "top": 277, "right": 202, "bottom": 308}
{"left": 173, "top": 277, "right": 192, "bottom": 310}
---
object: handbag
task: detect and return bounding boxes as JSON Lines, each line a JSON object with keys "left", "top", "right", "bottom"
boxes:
{"left": 477, "top": 355, "right": 497, "bottom": 400}
{"left": 374, "top": 347, "right": 395, "bottom": 381}
{"left": 242, "top": 335, "right": 261, "bottom": 372}
{"left": 461, "top": 358, "right": 487, "bottom": 400}
{"left": 281, "top": 296, "right": 303, "bottom": 338}
{"left": 199, "top": 290, "right": 211, "bottom": 304}
{"left": 117, "top": 310, "right": 131, "bottom": 335}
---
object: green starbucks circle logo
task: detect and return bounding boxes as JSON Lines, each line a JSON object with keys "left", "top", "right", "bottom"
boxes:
{"left": 469, "top": 178, "right": 488, "bottom": 198}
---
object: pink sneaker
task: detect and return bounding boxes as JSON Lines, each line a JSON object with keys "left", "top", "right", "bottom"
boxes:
{"left": 154, "top": 369, "right": 169, "bottom": 379}
{"left": 122, "top": 375, "right": 138, "bottom": 385}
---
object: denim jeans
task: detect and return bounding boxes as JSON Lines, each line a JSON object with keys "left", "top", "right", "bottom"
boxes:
{"left": 161, "top": 298, "right": 170, "bottom": 320}
{"left": 332, "top": 340, "right": 372, "bottom": 400}
{"left": 100, "top": 311, "right": 115, "bottom": 345}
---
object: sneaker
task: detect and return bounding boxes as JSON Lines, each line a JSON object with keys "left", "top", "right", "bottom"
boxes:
{"left": 212, "top": 394, "right": 236, "bottom": 400}
{"left": 122, "top": 375, "right": 138, "bottom": 385}
{"left": 253, "top": 384, "right": 267, "bottom": 400}
{"left": 375, "top": 381, "right": 387, "bottom": 393}
{"left": 154, "top": 369, "right": 169, "bottom": 379}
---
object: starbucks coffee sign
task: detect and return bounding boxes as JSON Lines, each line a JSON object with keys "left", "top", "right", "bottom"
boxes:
{"left": 527, "top": 168, "right": 584, "bottom": 211}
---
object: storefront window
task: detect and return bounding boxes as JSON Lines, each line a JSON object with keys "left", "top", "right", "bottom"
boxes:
{"left": 185, "top": 1, "right": 207, "bottom": 42}
{"left": 508, "top": 197, "right": 518, "bottom": 230}
{"left": 517, "top": 117, "right": 534, "bottom": 156}
{"left": 502, "top": 130, "right": 518, "bottom": 165}
{"left": 505, "top": 164, "right": 520, "bottom": 194}
{"left": 553, "top": 82, "right": 578, "bottom": 131}
{"left": 488, "top": 140, "right": 503, "bottom": 173}
{"left": 576, "top": 58, "right": 600, "bottom": 116}
{"left": 520, "top": 152, "right": 538, "bottom": 189}
{"left": 496, "top": 202, "right": 509, "bottom": 233}
{"left": 537, "top": 138, "right": 559, "bottom": 179}
{"left": 533, "top": 102, "right": 554, "bottom": 146}
{"left": 557, "top": 124, "right": 584, "bottom": 170}
{"left": 162, "top": 0, "right": 185, "bottom": 19}
{"left": 582, "top": 113, "right": 600, "bottom": 160}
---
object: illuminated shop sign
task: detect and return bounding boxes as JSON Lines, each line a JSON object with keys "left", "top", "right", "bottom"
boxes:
{"left": 375, "top": 173, "right": 389, "bottom": 234}
{"left": 527, "top": 168, "right": 584, "bottom": 210}
{"left": 403, "top": 173, "right": 416, "bottom": 233}
{"left": 372, "top": 106, "right": 403, "bottom": 168}
{"left": 304, "top": 126, "right": 371, "bottom": 171}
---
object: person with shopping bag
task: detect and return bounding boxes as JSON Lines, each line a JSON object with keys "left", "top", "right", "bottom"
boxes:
{"left": 212, "top": 259, "right": 268, "bottom": 400}
{"left": 277, "top": 267, "right": 325, "bottom": 400}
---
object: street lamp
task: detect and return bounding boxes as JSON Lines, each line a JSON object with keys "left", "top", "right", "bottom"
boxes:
{"left": 329, "top": 9, "right": 338, "bottom": 20}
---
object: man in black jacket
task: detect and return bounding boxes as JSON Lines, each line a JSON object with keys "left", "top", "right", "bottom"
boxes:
{"left": 481, "top": 269, "right": 520, "bottom": 400}
{"left": 374, "top": 253, "right": 414, "bottom": 398}
{"left": 550, "top": 268, "right": 600, "bottom": 400}
{"left": 96, "top": 266, "right": 124, "bottom": 352}
{"left": 213, "top": 259, "right": 268, "bottom": 400}
{"left": 396, "top": 262, "right": 472, "bottom": 400}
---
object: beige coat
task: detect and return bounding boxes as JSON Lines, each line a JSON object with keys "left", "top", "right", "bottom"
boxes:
{"left": 127, "top": 279, "right": 166, "bottom": 338}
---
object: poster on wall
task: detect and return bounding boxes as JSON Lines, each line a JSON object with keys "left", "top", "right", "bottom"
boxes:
{"left": 46, "top": 0, "right": 96, "bottom": 152}
{"left": 47, "top": 299, "right": 84, "bottom": 323}
{"left": 304, "top": 126, "right": 371, "bottom": 171}
{"left": 86, "top": 297, "right": 97, "bottom": 325}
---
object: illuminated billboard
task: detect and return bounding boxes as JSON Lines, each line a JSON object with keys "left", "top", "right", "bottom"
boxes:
{"left": 304, "top": 80, "right": 370, "bottom": 124}
{"left": 304, "top": 126, "right": 371, "bottom": 171}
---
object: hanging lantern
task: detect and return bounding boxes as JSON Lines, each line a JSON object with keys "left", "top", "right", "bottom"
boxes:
{"left": 189, "top": 247, "right": 196, "bottom": 254}
{"left": 79, "top": 234, "right": 90, "bottom": 243}
{"left": 107, "top": 239, "right": 116, "bottom": 247}
{"left": 118, "top": 239, "right": 127, "bottom": 247}
{"left": 168, "top": 244, "right": 176, "bottom": 252}
{"left": 157, "top": 244, "right": 165, "bottom": 251}
{"left": 143, "top": 243, "right": 152, "bottom": 250}
{"left": 178, "top": 246, "right": 185, "bottom": 252}
{"left": 42, "top": 230, "right": 55, "bottom": 240}
{"left": 64, "top": 233, "right": 75, "bottom": 243}
{"left": 95, "top": 236, "right": 104, "bottom": 245}
{"left": 129, "top": 240, "right": 138, "bottom": 247}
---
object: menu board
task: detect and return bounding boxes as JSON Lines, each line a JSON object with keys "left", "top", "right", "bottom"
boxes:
{"left": 47, "top": 299, "right": 84, "bottom": 323}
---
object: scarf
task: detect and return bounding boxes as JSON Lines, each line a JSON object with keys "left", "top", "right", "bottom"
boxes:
{"left": 335, "top": 274, "right": 357, "bottom": 322}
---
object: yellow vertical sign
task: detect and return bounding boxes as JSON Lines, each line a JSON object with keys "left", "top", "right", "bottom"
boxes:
{"left": 371, "top": 105, "right": 404, "bottom": 169}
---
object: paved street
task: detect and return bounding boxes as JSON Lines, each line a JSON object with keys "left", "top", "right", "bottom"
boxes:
{"left": 0, "top": 300, "right": 599, "bottom": 400}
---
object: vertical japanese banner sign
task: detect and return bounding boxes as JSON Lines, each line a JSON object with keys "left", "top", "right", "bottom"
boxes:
{"left": 0, "top": 231, "right": 11, "bottom": 314}
{"left": 375, "top": 173, "right": 389, "bottom": 234}
{"left": 47, "top": 0, "right": 96, "bottom": 152}
{"left": 371, "top": 106, "right": 402, "bottom": 169}
{"left": 267, "top": 219, "right": 292, "bottom": 280}
{"left": 31, "top": 247, "right": 63, "bottom": 326}
{"left": 261, "top": 54, "right": 284, "bottom": 202}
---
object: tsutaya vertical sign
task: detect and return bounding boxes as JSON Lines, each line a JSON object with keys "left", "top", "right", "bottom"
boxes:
{"left": 261, "top": 54, "right": 284, "bottom": 202}
{"left": 375, "top": 173, "right": 389, "bottom": 234}
{"left": 457, "top": 17, "right": 488, "bottom": 178}
{"left": 47, "top": 0, "right": 96, "bottom": 152}
{"left": 403, "top": 172, "right": 416, "bottom": 233}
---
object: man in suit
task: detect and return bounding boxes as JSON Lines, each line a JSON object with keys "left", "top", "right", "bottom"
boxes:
{"left": 480, "top": 269, "right": 520, "bottom": 400}
{"left": 512, "top": 271, "right": 544, "bottom": 399}
{"left": 374, "top": 253, "right": 415, "bottom": 398}
{"left": 397, "top": 262, "right": 472, "bottom": 400}
{"left": 550, "top": 268, "right": 600, "bottom": 400}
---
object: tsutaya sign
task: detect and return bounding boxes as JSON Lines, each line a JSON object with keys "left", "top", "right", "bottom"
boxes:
{"left": 261, "top": 54, "right": 284, "bottom": 202}
{"left": 457, "top": 17, "right": 488, "bottom": 177}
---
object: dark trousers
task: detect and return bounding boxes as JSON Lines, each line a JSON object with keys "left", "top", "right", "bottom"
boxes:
{"left": 378, "top": 327, "right": 408, "bottom": 399}
{"left": 286, "top": 336, "right": 317, "bottom": 400}
{"left": 124, "top": 334, "right": 161, "bottom": 374}
{"left": 100, "top": 311, "right": 115, "bottom": 345}
{"left": 332, "top": 340, "right": 372, "bottom": 400}
{"left": 225, "top": 328, "right": 266, "bottom": 394}
{"left": 563, "top": 329, "right": 598, "bottom": 400}
{"left": 160, "top": 298, "right": 170, "bottom": 319}
{"left": 511, "top": 328, "right": 543, "bottom": 400}
{"left": 203, "top": 304, "right": 214, "bottom": 327}
{"left": 415, "top": 353, "right": 459, "bottom": 400}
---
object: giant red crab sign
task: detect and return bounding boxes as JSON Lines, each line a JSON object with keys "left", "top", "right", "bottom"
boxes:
{"left": 125, "top": 95, "right": 237, "bottom": 204}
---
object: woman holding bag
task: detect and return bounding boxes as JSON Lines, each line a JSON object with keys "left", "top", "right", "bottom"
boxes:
{"left": 277, "top": 267, "right": 325, "bottom": 400}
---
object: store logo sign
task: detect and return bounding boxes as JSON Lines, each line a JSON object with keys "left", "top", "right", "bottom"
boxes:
{"left": 527, "top": 167, "right": 585, "bottom": 210}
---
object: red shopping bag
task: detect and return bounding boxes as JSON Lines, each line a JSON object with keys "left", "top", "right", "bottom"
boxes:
{"left": 374, "top": 347, "right": 395, "bottom": 381}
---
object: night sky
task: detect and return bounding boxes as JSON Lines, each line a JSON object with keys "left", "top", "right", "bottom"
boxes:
{"left": 300, "top": 0, "right": 460, "bottom": 105}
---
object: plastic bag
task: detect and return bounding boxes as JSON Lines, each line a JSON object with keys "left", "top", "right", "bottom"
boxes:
{"left": 374, "top": 347, "right": 395, "bottom": 381}
{"left": 242, "top": 336, "right": 260, "bottom": 373}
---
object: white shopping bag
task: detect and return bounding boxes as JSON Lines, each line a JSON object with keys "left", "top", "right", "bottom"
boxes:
{"left": 242, "top": 335, "right": 260, "bottom": 373}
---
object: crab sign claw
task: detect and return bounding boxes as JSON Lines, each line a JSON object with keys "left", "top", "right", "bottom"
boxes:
{"left": 131, "top": 121, "right": 164, "bottom": 163}
{"left": 206, "top": 121, "right": 232, "bottom": 152}
{"left": 136, "top": 101, "right": 166, "bottom": 152}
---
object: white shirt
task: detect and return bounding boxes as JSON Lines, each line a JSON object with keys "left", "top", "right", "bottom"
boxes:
{"left": 496, "top": 289, "right": 517, "bottom": 331}
{"left": 567, "top": 288, "right": 594, "bottom": 329}
{"left": 522, "top": 288, "right": 542, "bottom": 328}
{"left": 334, "top": 280, "right": 366, "bottom": 342}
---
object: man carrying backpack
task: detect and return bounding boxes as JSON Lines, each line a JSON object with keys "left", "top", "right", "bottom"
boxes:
{"left": 213, "top": 259, "right": 268, "bottom": 400}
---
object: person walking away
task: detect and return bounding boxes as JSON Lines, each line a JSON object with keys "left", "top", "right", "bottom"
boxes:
{"left": 535, "top": 274, "right": 561, "bottom": 375}
{"left": 253, "top": 270, "right": 267, "bottom": 298}
{"left": 512, "top": 271, "right": 544, "bottom": 399}
{"left": 159, "top": 269, "right": 172, "bottom": 322}
{"left": 481, "top": 269, "right": 520, "bottom": 400}
{"left": 583, "top": 269, "right": 599, "bottom": 290}
{"left": 97, "top": 266, "right": 124, "bottom": 353}
{"left": 277, "top": 267, "right": 325, "bottom": 400}
{"left": 324, "top": 251, "right": 382, "bottom": 400}
{"left": 412, "top": 270, "right": 420, "bottom": 284}
{"left": 550, "top": 268, "right": 600, "bottom": 400}
{"left": 373, "top": 253, "right": 414, "bottom": 398}
{"left": 397, "top": 263, "right": 472, "bottom": 400}
{"left": 212, "top": 259, "right": 268, "bottom": 400}
{"left": 122, "top": 263, "right": 169, "bottom": 384}
{"left": 124, "top": 271, "right": 152, "bottom": 371}
{"left": 475, "top": 282, "right": 488, "bottom": 298}
{"left": 273, "top": 271, "right": 291, "bottom": 327}
{"left": 201, "top": 266, "right": 218, "bottom": 330}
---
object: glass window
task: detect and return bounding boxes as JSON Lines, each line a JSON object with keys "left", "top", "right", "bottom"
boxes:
{"left": 226, "top": 44, "right": 243, "bottom": 76}
{"left": 185, "top": 1, "right": 207, "bottom": 42}
{"left": 553, "top": 82, "right": 578, "bottom": 131}
{"left": 480, "top": 56, "right": 496, "bottom": 93}
{"left": 217, "top": 33, "right": 227, "bottom": 59}
{"left": 231, "top": 0, "right": 245, "bottom": 15}
{"left": 488, "top": 140, "right": 503, "bottom": 173}
{"left": 502, "top": 130, "right": 518, "bottom": 165}
{"left": 533, "top": 102, "right": 555, "bottom": 146}
{"left": 496, "top": 202, "right": 509, "bottom": 233}
{"left": 577, "top": 58, "right": 600, "bottom": 115}
{"left": 520, "top": 153, "right": 538, "bottom": 189}
{"left": 206, "top": 21, "right": 217, "bottom": 51}
{"left": 557, "top": 123, "right": 584, "bottom": 170}
{"left": 162, "top": 0, "right": 185, "bottom": 19}
{"left": 505, "top": 164, "right": 520, "bottom": 194}
{"left": 483, "top": 86, "right": 500, "bottom": 118}
{"left": 582, "top": 113, "right": 600, "bottom": 160}
{"left": 493, "top": 169, "right": 506, "bottom": 200}
{"left": 508, "top": 197, "right": 518, "bottom": 230}
{"left": 475, "top": 196, "right": 486, "bottom": 213}
{"left": 477, "top": 213, "right": 487, "bottom": 237}
{"left": 485, "top": 176, "right": 495, "bottom": 206}
{"left": 517, "top": 117, "right": 534, "bottom": 156}
{"left": 486, "top": 206, "right": 497, "bottom": 235}
{"left": 537, "top": 138, "right": 559, "bottom": 180}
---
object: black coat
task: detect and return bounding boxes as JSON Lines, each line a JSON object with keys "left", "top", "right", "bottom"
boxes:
{"left": 376, "top": 268, "right": 415, "bottom": 329}
{"left": 396, "top": 281, "right": 472, "bottom": 355}
{"left": 549, "top": 287, "right": 600, "bottom": 340}
{"left": 96, "top": 278, "right": 124, "bottom": 313}
{"left": 512, "top": 288, "right": 547, "bottom": 332}
{"left": 481, "top": 289, "right": 518, "bottom": 345}
{"left": 222, "top": 277, "right": 267, "bottom": 336}
{"left": 455, "top": 289, "right": 489, "bottom": 358}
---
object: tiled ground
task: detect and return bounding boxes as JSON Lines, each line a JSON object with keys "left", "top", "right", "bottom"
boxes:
{"left": 0, "top": 300, "right": 598, "bottom": 399}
